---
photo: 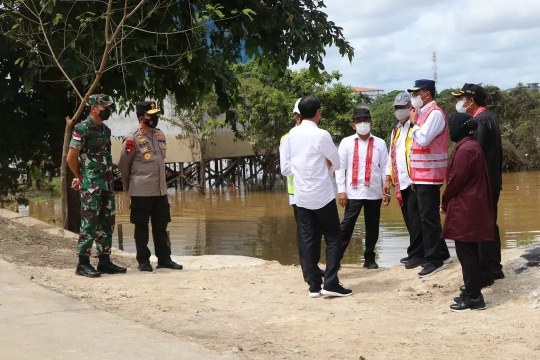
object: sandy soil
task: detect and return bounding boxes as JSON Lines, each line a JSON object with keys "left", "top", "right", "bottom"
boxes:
{"left": 1, "top": 217, "right": 540, "bottom": 360}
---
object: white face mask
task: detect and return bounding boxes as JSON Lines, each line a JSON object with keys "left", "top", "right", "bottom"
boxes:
{"left": 394, "top": 109, "right": 410, "bottom": 121}
{"left": 411, "top": 95, "right": 424, "bottom": 109}
{"left": 355, "top": 122, "right": 371, "bottom": 136}
{"left": 455, "top": 99, "right": 470, "bottom": 113}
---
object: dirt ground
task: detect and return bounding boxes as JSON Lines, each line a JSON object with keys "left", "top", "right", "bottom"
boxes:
{"left": 1, "top": 217, "right": 540, "bottom": 360}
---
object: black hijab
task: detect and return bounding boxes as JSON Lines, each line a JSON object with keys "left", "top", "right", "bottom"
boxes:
{"left": 448, "top": 113, "right": 478, "bottom": 142}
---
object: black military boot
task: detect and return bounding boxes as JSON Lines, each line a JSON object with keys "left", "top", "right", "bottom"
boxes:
{"left": 75, "top": 256, "right": 101, "bottom": 278}
{"left": 97, "top": 254, "right": 127, "bottom": 274}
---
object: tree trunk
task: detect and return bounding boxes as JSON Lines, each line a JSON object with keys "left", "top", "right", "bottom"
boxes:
{"left": 61, "top": 118, "right": 81, "bottom": 232}
{"left": 26, "top": 167, "right": 32, "bottom": 188}
{"left": 196, "top": 158, "right": 206, "bottom": 195}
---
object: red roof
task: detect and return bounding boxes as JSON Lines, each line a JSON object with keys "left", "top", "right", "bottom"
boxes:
{"left": 352, "top": 87, "right": 384, "bottom": 92}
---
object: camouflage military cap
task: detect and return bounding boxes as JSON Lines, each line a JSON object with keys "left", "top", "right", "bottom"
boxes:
{"left": 87, "top": 94, "right": 114, "bottom": 107}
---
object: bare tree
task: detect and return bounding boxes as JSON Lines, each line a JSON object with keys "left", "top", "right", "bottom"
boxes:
{"left": 162, "top": 92, "right": 226, "bottom": 195}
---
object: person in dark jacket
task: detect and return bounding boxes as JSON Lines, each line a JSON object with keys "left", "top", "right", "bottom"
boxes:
{"left": 440, "top": 113, "right": 494, "bottom": 312}
{"left": 452, "top": 84, "right": 504, "bottom": 286}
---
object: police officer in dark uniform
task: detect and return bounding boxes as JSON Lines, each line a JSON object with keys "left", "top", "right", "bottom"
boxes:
{"left": 118, "top": 101, "right": 183, "bottom": 272}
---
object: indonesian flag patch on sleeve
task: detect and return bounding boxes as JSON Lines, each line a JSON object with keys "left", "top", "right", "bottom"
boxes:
{"left": 72, "top": 133, "right": 82, "bottom": 141}
{"left": 125, "top": 139, "right": 135, "bottom": 154}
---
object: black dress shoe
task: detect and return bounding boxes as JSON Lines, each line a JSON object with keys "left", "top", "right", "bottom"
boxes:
{"left": 404, "top": 257, "right": 424, "bottom": 269}
{"left": 138, "top": 262, "right": 153, "bottom": 272}
{"left": 400, "top": 256, "right": 410, "bottom": 264}
{"left": 363, "top": 261, "right": 379, "bottom": 269}
{"left": 75, "top": 263, "right": 101, "bottom": 278}
{"left": 156, "top": 260, "right": 183, "bottom": 270}
{"left": 492, "top": 270, "right": 505, "bottom": 280}
{"left": 97, "top": 261, "right": 127, "bottom": 274}
{"left": 450, "top": 294, "right": 486, "bottom": 312}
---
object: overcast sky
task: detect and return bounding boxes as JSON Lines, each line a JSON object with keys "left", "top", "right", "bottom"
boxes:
{"left": 290, "top": 0, "right": 540, "bottom": 92}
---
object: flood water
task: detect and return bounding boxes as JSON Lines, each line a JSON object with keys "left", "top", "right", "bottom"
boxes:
{"left": 18, "top": 171, "right": 540, "bottom": 267}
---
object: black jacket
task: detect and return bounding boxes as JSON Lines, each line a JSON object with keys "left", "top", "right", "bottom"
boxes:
{"left": 473, "top": 109, "right": 503, "bottom": 195}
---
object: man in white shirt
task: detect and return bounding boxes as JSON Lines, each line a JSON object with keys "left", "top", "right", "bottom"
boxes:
{"left": 336, "top": 108, "right": 389, "bottom": 269}
{"left": 281, "top": 95, "right": 352, "bottom": 298}
{"left": 383, "top": 92, "right": 424, "bottom": 269}
{"left": 408, "top": 79, "right": 452, "bottom": 278}
{"left": 279, "top": 99, "right": 325, "bottom": 280}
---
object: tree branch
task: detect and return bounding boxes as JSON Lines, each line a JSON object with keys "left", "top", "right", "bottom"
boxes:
{"left": 105, "top": 0, "right": 113, "bottom": 43}
{"left": 34, "top": 8, "right": 83, "bottom": 100}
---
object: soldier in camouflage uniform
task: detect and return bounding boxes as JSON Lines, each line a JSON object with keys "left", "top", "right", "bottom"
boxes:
{"left": 118, "top": 101, "right": 182, "bottom": 272}
{"left": 67, "top": 94, "right": 127, "bottom": 278}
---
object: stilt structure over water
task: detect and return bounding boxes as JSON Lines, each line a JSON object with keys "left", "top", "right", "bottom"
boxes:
{"left": 111, "top": 132, "right": 273, "bottom": 191}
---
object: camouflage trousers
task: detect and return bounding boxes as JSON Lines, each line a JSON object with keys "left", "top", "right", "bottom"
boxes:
{"left": 77, "top": 189, "right": 115, "bottom": 257}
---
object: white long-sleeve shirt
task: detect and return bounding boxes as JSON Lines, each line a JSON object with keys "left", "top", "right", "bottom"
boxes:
{"left": 386, "top": 121, "right": 413, "bottom": 191}
{"left": 336, "top": 133, "right": 388, "bottom": 200}
{"left": 282, "top": 120, "right": 340, "bottom": 210}
{"left": 411, "top": 100, "right": 445, "bottom": 147}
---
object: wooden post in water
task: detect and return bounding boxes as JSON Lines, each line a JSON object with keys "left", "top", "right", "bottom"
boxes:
{"left": 180, "top": 162, "right": 184, "bottom": 189}
{"left": 166, "top": 230, "right": 171, "bottom": 249}
{"left": 242, "top": 157, "right": 247, "bottom": 184}
{"left": 118, "top": 223, "right": 124, "bottom": 251}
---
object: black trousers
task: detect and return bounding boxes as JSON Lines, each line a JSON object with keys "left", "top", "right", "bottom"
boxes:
{"left": 340, "top": 199, "right": 382, "bottom": 262}
{"left": 415, "top": 184, "right": 450, "bottom": 267}
{"left": 292, "top": 205, "right": 322, "bottom": 280}
{"left": 296, "top": 200, "right": 342, "bottom": 288}
{"left": 479, "top": 191, "right": 502, "bottom": 279}
{"left": 130, "top": 195, "right": 172, "bottom": 264}
{"left": 400, "top": 186, "right": 424, "bottom": 260}
{"left": 455, "top": 241, "right": 482, "bottom": 298}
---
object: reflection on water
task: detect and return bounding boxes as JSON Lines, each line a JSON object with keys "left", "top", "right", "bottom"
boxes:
{"left": 18, "top": 171, "right": 540, "bottom": 267}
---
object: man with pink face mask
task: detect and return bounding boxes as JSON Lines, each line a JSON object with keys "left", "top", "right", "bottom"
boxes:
{"left": 336, "top": 108, "right": 389, "bottom": 269}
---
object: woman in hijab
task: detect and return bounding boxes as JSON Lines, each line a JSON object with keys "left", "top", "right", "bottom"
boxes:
{"left": 440, "top": 113, "right": 494, "bottom": 312}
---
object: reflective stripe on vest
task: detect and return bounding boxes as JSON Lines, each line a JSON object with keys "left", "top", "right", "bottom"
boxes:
{"left": 410, "top": 103, "right": 448, "bottom": 184}
{"left": 390, "top": 125, "right": 413, "bottom": 185}
{"left": 280, "top": 133, "right": 294, "bottom": 195}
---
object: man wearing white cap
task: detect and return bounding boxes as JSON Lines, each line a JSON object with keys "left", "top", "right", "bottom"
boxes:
{"left": 383, "top": 92, "right": 424, "bottom": 269}
{"left": 280, "top": 99, "right": 325, "bottom": 279}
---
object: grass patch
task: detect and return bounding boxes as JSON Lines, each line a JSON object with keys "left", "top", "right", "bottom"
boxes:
{"left": 517, "top": 237, "right": 534, "bottom": 247}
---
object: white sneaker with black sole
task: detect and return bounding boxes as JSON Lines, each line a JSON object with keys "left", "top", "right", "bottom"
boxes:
{"left": 321, "top": 283, "right": 353, "bottom": 297}
{"left": 418, "top": 263, "right": 446, "bottom": 278}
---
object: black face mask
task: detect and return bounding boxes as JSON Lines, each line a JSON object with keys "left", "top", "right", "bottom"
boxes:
{"left": 144, "top": 115, "right": 159, "bottom": 129}
{"left": 99, "top": 108, "right": 111, "bottom": 121}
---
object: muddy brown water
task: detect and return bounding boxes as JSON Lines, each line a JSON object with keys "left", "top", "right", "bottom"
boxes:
{"left": 18, "top": 171, "right": 540, "bottom": 267}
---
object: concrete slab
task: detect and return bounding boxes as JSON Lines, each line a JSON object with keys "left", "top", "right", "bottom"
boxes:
{"left": 0, "top": 259, "right": 233, "bottom": 360}
{"left": 43, "top": 227, "right": 79, "bottom": 240}
{"left": 11, "top": 215, "right": 53, "bottom": 228}
{"left": 0, "top": 208, "right": 26, "bottom": 220}
{"left": 166, "top": 254, "right": 266, "bottom": 270}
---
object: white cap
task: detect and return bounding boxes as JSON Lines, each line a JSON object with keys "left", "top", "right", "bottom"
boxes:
{"left": 293, "top": 98, "right": 301, "bottom": 114}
